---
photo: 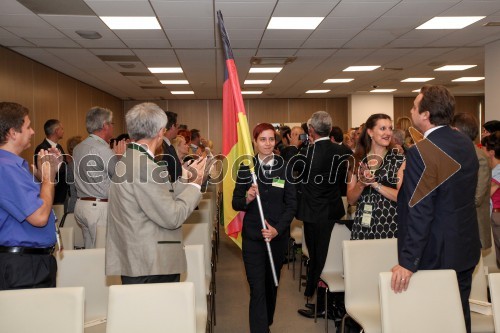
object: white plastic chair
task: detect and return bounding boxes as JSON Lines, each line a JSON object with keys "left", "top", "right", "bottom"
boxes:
{"left": 470, "top": 256, "right": 494, "bottom": 333}
{"left": 61, "top": 212, "right": 85, "bottom": 248}
{"left": 52, "top": 204, "right": 65, "bottom": 222}
{"left": 56, "top": 248, "right": 121, "bottom": 329}
{"left": 106, "top": 282, "right": 196, "bottom": 333}
{"left": 379, "top": 270, "right": 466, "bottom": 333}
{"left": 182, "top": 245, "right": 209, "bottom": 333}
{"left": 0, "top": 286, "right": 84, "bottom": 333}
{"left": 342, "top": 238, "right": 398, "bottom": 333}
{"left": 488, "top": 273, "right": 500, "bottom": 333}
{"left": 317, "top": 222, "right": 352, "bottom": 331}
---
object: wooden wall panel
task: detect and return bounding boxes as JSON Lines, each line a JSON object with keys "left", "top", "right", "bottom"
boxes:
{"left": 208, "top": 100, "right": 222, "bottom": 155}
{"left": 58, "top": 74, "right": 78, "bottom": 153}
{"left": 169, "top": 100, "right": 210, "bottom": 140}
{"left": 288, "top": 99, "right": 327, "bottom": 124}
{"left": 247, "top": 99, "right": 288, "bottom": 130}
{"left": 0, "top": 46, "right": 122, "bottom": 161}
{"left": 327, "top": 98, "right": 348, "bottom": 131}
{"left": 32, "top": 64, "right": 58, "bottom": 157}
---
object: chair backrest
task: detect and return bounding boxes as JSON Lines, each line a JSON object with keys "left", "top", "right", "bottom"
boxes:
{"left": 0, "top": 286, "right": 84, "bottom": 333}
{"left": 488, "top": 273, "right": 500, "bottom": 333}
{"left": 95, "top": 226, "right": 106, "bottom": 249}
{"left": 182, "top": 222, "right": 212, "bottom": 282}
{"left": 470, "top": 256, "right": 488, "bottom": 302}
{"left": 341, "top": 196, "right": 348, "bottom": 220}
{"left": 181, "top": 245, "right": 208, "bottom": 317}
{"left": 483, "top": 231, "right": 500, "bottom": 274}
{"left": 343, "top": 238, "right": 398, "bottom": 309}
{"left": 62, "top": 213, "right": 85, "bottom": 248}
{"left": 106, "top": 282, "right": 196, "bottom": 333}
{"left": 322, "top": 223, "right": 351, "bottom": 274}
{"left": 56, "top": 248, "right": 121, "bottom": 323}
{"left": 379, "top": 270, "right": 466, "bottom": 333}
{"left": 58, "top": 226, "right": 74, "bottom": 251}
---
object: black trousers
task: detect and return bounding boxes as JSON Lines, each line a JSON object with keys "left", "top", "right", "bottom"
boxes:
{"left": 456, "top": 266, "right": 475, "bottom": 333}
{"left": 0, "top": 253, "right": 57, "bottom": 290}
{"left": 303, "top": 220, "right": 334, "bottom": 297}
{"left": 242, "top": 237, "right": 287, "bottom": 333}
{"left": 121, "top": 274, "right": 180, "bottom": 285}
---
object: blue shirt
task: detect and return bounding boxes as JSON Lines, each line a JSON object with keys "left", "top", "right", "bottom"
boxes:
{"left": 0, "top": 149, "right": 56, "bottom": 247}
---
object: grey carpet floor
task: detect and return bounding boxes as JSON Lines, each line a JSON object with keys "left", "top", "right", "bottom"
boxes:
{"left": 214, "top": 233, "right": 338, "bottom": 333}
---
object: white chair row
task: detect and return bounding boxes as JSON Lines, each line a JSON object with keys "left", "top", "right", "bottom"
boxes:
{"left": 341, "top": 238, "right": 495, "bottom": 333}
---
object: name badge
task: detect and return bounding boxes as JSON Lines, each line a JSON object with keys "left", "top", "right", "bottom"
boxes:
{"left": 272, "top": 178, "right": 285, "bottom": 188}
{"left": 361, "top": 203, "right": 373, "bottom": 228}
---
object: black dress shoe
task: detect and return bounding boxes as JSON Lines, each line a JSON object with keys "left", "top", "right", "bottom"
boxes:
{"left": 305, "top": 303, "right": 315, "bottom": 310}
{"left": 298, "top": 308, "right": 336, "bottom": 320}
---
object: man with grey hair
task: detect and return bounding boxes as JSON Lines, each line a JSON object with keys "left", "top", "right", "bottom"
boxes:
{"left": 106, "top": 102, "right": 206, "bottom": 284}
{"left": 297, "top": 111, "right": 346, "bottom": 320}
{"left": 34, "top": 119, "right": 68, "bottom": 204}
{"left": 73, "top": 106, "right": 126, "bottom": 248}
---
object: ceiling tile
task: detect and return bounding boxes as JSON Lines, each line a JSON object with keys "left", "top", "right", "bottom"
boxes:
{"left": 219, "top": 17, "right": 269, "bottom": 30}
{"left": 441, "top": 0, "right": 500, "bottom": 15}
{"left": 151, "top": 1, "right": 213, "bottom": 17}
{"left": 166, "top": 29, "right": 214, "bottom": 41}
{"left": 256, "top": 49, "right": 297, "bottom": 57}
{"left": 40, "top": 15, "right": 108, "bottom": 30}
{"left": 215, "top": 2, "right": 275, "bottom": 17}
{"left": 123, "top": 39, "right": 171, "bottom": 48}
{"left": 330, "top": 2, "right": 398, "bottom": 17}
{"left": 133, "top": 49, "right": 178, "bottom": 66}
{"left": 158, "top": 16, "right": 213, "bottom": 30}
{"left": 4, "top": 26, "right": 65, "bottom": 38}
{"left": 169, "top": 39, "right": 215, "bottom": 48}
{"left": 0, "top": 14, "right": 52, "bottom": 28}
{"left": 273, "top": 2, "right": 338, "bottom": 16}
{"left": 26, "top": 38, "right": 81, "bottom": 47}
{"left": 85, "top": 0, "right": 156, "bottom": 15}
{"left": 301, "top": 38, "right": 348, "bottom": 48}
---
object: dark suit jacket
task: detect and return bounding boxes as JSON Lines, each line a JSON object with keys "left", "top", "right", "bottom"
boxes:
{"left": 161, "top": 141, "right": 183, "bottom": 183}
{"left": 397, "top": 126, "right": 481, "bottom": 273}
{"left": 296, "top": 139, "right": 345, "bottom": 223}
{"left": 232, "top": 155, "right": 297, "bottom": 241}
{"left": 334, "top": 142, "right": 353, "bottom": 196}
{"left": 34, "top": 139, "right": 68, "bottom": 204}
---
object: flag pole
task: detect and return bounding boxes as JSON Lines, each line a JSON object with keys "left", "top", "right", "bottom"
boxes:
{"left": 218, "top": 10, "right": 278, "bottom": 286}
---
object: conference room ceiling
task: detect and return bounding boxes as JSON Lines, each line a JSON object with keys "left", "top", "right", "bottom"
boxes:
{"left": 1, "top": 0, "right": 499, "bottom": 100}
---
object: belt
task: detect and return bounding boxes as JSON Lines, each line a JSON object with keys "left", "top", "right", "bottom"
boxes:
{"left": 0, "top": 246, "right": 55, "bottom": 255}
{"left": 493, "top": 208, "right": 500, "bottom": 213}
{"left": 79, "top": 197, "right": 108, "bottom": 202}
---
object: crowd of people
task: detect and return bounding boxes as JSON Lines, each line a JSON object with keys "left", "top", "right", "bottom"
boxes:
{"left": 0, "top": 84, "right": 499, "bottom": 333}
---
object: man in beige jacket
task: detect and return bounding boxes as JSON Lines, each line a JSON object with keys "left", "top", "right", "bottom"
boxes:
{"left": 105, "top": 102, "right": 207, "bottom": 284}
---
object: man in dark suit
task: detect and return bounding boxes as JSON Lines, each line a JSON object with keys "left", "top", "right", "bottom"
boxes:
{"left": 392, "top": 85, "right": 481, "bottom": 333}
{"left": 296, "top": 111, "right": 345, "bottom": 318}
{"left": 34, "top": 119, "right": 68, "bottom": 205}
{"left": 160, "top": 111, "right": 182, "bottom": 182}
{"left": 329, "top": 126, "right": 353, "bottom": 196}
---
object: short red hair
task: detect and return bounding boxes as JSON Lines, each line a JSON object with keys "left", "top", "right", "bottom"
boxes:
{"left": 177, "top": 129, "right": 191, "bottom": 143}
{"left": 252, "top": 123, "right": 275, "bottom": 141}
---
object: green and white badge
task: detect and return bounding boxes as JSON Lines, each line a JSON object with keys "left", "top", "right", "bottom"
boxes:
{"left": 272, "top": 178, "right": 285, "bottom": 188}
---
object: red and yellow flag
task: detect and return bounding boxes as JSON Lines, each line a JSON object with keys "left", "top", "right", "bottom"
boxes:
{"left": 218, "top": 11, "right": 255, "bottom": 248}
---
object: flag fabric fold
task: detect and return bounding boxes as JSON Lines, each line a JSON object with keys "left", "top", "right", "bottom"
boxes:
{"left": 218, "top": 10, "right": 255, "bottom": 248}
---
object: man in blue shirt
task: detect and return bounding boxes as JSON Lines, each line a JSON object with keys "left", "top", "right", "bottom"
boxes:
{"left": 0, "top": 102, "right": 60, "bottom": 290}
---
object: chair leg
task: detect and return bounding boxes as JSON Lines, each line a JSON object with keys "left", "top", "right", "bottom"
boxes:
{"left": 299, "top": 255, "right": 303, "bottom": 292}
{"left": 325, "top": 287, "right": 328, "bottom": 333}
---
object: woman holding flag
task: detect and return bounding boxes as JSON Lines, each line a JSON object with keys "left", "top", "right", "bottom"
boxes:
{"left": 232, "top": 122, "right": 297, "bottom": 333}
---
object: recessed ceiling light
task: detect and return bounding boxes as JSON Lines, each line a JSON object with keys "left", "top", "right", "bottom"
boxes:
{"left": 160, "top": 80, "right": 189, "bottom": 84}
{"left": 241, "top": 91, "right": 263, "bottom": 95}
{"left": 412, "top": 89, "right": 421, "bottom": 93}
{"left": 434, "top": 65, "right": 477, "bottom": 71}
{"left": 249, "top": 67, "right": 282, "bottom": 73}
{"left": 452, "top": 77, "right": 485, "bottom": 82}
{"left": 306, "top": 90, "right": 330, "bottom": 94}
{"left": 267, "top": 17, "right": 324, "bottom": 30}
{"left": 371, "top": 89, "right": 397, "bottom": 93}
{"left": 244, "top": 80, "right": 272, "bottom": 85}
{"left": 401, "top": 78, "right": 434, "bottom": 83}
{"left": 171, "top": 91, "right": 194, "bottom": 95}
{"left": 148, "top": 67, "right": 183, "bottom": 73}
{"left": 343, "top": 66, "right": 380, "bottom": 72}
{"left": 416, "top": 16, "right": 485, "bottom": 30}
{"left": 324, "top": 78, "right": 354, "bottom": 83}
{"left": 100, "top": 16, "right": 161, "bottom": 30}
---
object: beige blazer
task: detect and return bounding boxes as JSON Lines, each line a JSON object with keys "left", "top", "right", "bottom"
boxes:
{"left": 105, "top": 147, "right": 201, "bottom": 277}
{"left": 475, "top": 146, "right": 492, "bottom": 249}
